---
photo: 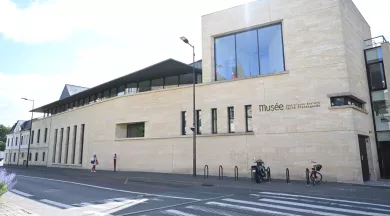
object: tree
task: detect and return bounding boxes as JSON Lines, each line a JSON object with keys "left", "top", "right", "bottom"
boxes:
{"left": 0, "top": 124, "right": 11, "bottom": 151}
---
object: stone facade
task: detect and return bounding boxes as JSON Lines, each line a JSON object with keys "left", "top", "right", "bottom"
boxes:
{"left": 27, "top": 0, "right": 381, "bottom": 183}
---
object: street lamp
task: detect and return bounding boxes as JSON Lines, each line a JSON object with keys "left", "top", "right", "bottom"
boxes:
{"left": 180, "top": 36, "right": 197, "bottom": 177}
{"left": 21, "top": 97, "right": 34, "bottom": 168}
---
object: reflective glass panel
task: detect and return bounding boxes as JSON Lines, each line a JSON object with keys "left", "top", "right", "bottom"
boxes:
{"left": 368, "top": 63, "right": 386, "bottom": 90}
{"left": 118, "top": 85, "right": 125, "bottom": 96}
{"left": 366, "top": 47, "right": 383, "bottom": 64}
{"left": 126, "top": 83, "right": 138, "bottom": 94}
{"left": 372, "top": 90, "right": 390, "bottom": 131}
{"left": 236, "top": 30, "right": 260, "bottom": 77}
{"left": 179, "top": 74, "right": 193, "bottom": 86}
{"left": 258, "top": 24, "right": 284, "bottom": 75}
{"left": 215, "top": 35, "right": 236, "bottom": 81}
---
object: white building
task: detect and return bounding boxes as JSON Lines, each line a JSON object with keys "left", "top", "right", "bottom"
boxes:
{"left": 5, "top": 120, "right": 31, "bottom": 166}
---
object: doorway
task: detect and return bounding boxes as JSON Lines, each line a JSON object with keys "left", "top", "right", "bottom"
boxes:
{"left": 358, "top": 135, "right": 370, "bottom": 182}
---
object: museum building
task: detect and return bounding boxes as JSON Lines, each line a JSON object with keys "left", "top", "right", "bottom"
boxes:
{"left": 8, "top": 0, "right": 390, "bottom": 183}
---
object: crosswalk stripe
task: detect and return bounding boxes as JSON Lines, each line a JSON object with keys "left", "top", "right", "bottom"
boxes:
{"left": 78, "top": 202, "right": 106, "bottom": 209}
{"left": 186, "top": 205, "right": 248, "bottom": 216}
{"left": 259, "top": 195, "right": 390, "bottom": 213}
{"left": 260, "top": 198, "right": 389, "bottom": 216}
{"left": 206, "top": 201, "right": 301, "bottom": 216}
{"left": 40, "top": 199, "right": 75, "bottom": 209}
{"left": 11, "top": 189, "right": 33, "bottom": 197}
{"left": 222, "top": 198, "right": 346, "bottom": 216}
{"left": 163, "top": 209, "right": 199, "bottom": 216}
{"left": 259, "top": 192, "right": 390, "bottom": 208}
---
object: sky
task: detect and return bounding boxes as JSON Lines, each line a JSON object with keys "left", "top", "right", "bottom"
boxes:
{"left": 0, "top": 0, "right": 389, "bottom": 126}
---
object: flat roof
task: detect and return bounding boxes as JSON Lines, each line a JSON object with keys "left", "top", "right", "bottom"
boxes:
{"left": 32, "top": 58, "right": 201, "bottom": 113}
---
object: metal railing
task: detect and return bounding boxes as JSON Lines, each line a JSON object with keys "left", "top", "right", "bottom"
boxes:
{"left": 204, "top": 165, "right": 209, "bottom": 179}
{"left": 219, "top": 165, "right": 223, "bottom": 180}
{"left": 364, "top": 35, "right": 388, "bottom": 49}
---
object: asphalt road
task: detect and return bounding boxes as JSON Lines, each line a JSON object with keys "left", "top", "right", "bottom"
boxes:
{"left": 5, "top": 167, "right": 390, "bottom": 216}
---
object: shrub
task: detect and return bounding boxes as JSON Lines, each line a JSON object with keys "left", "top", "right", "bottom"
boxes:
{"left": 0, "top": 168, "right": 17, "bottom": 196}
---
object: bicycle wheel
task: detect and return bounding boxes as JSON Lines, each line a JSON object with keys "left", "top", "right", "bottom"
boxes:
{"left": 315, "top": 172, "right": 322, "bottom": 183}
{"left": 310, "top": 171, "right": 322, "bottom": 183}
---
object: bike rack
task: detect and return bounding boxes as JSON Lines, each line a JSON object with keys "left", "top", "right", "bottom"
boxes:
{"left": 204, "top": 165, "right": 209, "bottom": 179}
{"left": 306, "top": 168, "right": 310, "bottom": 185}
{"left": 286, "top": 168, "right": 290, "bottom": 184}
{"left": 267, "top": 167, "right": 271, "bottom": 182}
{"left": 234, "top": 166, "right": 238, "bottom": 181}
{"left": 219, "top": 165, "right": 223, "bottom": 180}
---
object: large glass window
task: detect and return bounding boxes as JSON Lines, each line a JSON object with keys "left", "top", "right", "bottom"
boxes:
{"left": 96, "top": 93, "right": 102, "bottom": 102}
{"left": 110, "top": 88, "right": 117, "bottom": 98}
{"left": 245, "top": 105, "right": 253, "bottom": 132}
{"left": 126, "top": 83, "right": 138, "bottom": 94}
{"left": 103, "top": 90, "right": 109, "bottom": 99}
{"left": 372, "top": 90, "right": 390, "bottom": 131}
{"left": 215, "top": 35, "right": 236, "bottom": 81}
{"left": 164, "top": 76, "right": 179, "bottom": 88}
{"left": 90, "top": 94, "right": 96, "bottom": 103}
{"left": 214, "top": 23, "right": 284, "bottom": 81}
{"left": 151, "top": 78, "right": 164, "bottom": 90}
{"left": 258, "top": 24, "right": 284, "bottom": 75}
{"left": 368, "top": 63, "right": 386, "bottom": 90}
{"left": 138, "top": 81, "right": 151, "bottom": 92}
{"left": 236, "top": 30, "right": 260, "bottom": 78}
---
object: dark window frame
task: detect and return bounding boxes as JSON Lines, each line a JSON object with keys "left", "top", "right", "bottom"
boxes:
{"left": 228, "top": 107, "right": 235, "bottom": 133}
{"left": 211, "top": 108, "right": 217, "bottom": 134}
{"left": 35, "top": 152, "right": 38, "bottom": 161}
{"left": 245, "top": 105, "right": 253, "bottom": 132}
{"left": 330, "top": 96, "right": 364, "bottom": 109}
{"left": 126, "top": 122, "right": 145, "bottom": 138}
{"left": 42, "top": 152, "right": 45, "bottom": 162}
{"left": 196, "top": 110, "right": 202, "bottom": 135}
{"left": 181, "top": 111, "right": 187, "bottom": 135}
{"left": 37, "top": 129, "right": 40, "bottom": 143}
{"left": 44, "top": 128, "right": 48, "bottom": 143}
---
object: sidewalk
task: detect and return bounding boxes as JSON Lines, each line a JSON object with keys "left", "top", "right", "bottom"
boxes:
{"left": 1, "top": 193, "right": 39, "bottom": 216}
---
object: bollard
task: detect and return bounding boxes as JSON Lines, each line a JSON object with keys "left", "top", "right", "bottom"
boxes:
{"left": 286, "top": 168, "right": 290, "bottom": 184}
{"left": 267, "top": 167, "right": 271, "bottom": 182}
{"left": 204, "top": 165, "right": 209, "bottom": 179}
{"left": 234, "top": 166, "right": 238, "bottom": 181}
{"left": 219, "top": 165, "right": 224, "bottom": 180}
{"left": 306, "top": 168, "right": 310, "bottom": 185}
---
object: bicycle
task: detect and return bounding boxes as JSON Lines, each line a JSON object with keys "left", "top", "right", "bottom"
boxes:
{"left": 310, "top": 161, "right": 323, "bottom": 184}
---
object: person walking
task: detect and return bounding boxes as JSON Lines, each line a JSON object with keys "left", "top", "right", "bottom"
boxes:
{"left": 90, "top": 154, "right": 98, "bottom": 172}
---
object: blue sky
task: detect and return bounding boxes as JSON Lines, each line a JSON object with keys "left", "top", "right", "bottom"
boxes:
{"left": 0, "top": 0, "right": 389, "bottom": 126}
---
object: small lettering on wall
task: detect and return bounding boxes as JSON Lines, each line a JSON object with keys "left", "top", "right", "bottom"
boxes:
{"left": 259, "top": 102, "right": 321, "bottom": 112}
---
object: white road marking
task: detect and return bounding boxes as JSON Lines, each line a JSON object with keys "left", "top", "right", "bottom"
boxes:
{"left": 11, "top": 189, "right": 33, "bottom": 197}
{"left": 104, "top": 199, "right": 148, "bottom": 214}
{"left": 259, "top": 192, "right": 390, "bottom": 208}
{"left": 78, "top": 202, "right": 106, "bottom": 209}
{"left": 260, "top": 198, "right": 389, "bottom": 216}
{"left": 40, "top": 199, "right": 75, "bottom": 209}
{"left": 206, "top": 201, "right": 301, "bottom": 216}
{"left": 164, "top": 209, "right": 198, "bottom": 216}
{"left": 186, "top": 205, "right": 247, "bottom": 216}
{"left": 259, "top": 195, "right": 390, "bottom": 213}
{"left": 223, "top": 198, "right": 346, "bottom": 216}
{"left": 18, "top": 175, "right": 200, "bottom": 201}
{"left": 83, "top": 210, "right": 112, "bottom": 216}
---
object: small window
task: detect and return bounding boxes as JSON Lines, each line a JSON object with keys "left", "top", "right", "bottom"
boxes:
{"left": 90, "top": 94, "right": 96, "bottom": 103}
{"left": 331, "top": 96, "right": 364, "bottom": 109}
{"left": 151, "top": 78, "right": 164, "bottom": 91}
{"left": 228, "top": 107, "right": 235, "bottom": 133}
{"left": 22, "top": 152, "right": 24, "bottom": 158}
{"left": 196, "top": 110, "right": 202, "bottom": 134}
{"left": 35, "top": 152, "right": 38, "bottom": 161}
{"left": 110, "top": 88, "right": 117, "bottom": 98}
{"left": 42, "top": 152, "right": 45, "bottom": 162}
{"left": 13, "top": 153, "right": 16, "bottom": 162}
{"left": 211, "top": 108, "right": 217, "bottom": 134}
{"left": 29, "top": 153, "right": 32, "bottom": 161}
{"left": 245, "top": 105, "right": 253, "bottom": 132}
{"left": 126, "top": 83, "right": 138, "bottom": 94}
{"left": 31, "top": 131, "right": 35, "bottom": 144}
{"left": 127, "top": 123, "right": 145, "bottom": 138}
{"left": 181, "top": 111, "right": 187, "bottom": 135}
{"left": 179, "top": 74, "right": 193, "bottom": 86}
{"left": 44, "top": 128, "right": 48, "bottom": 143}
{"left": 138, "top": 81, "right": 151, "bottom": 92}
{"left": 15, "top": 137, "right": 18, "bottom": 146}
{"left": 103, "top": 90, "right": 110, "bottom": 99}
{"left": 118, "top": 85, "right": 126, "bottom": 96}
{"left": 85, "top": 96, "right": 90, "bottom": 105}
{"left": 37, "top": 129, "right": 40, "bottom": 143}
{"left": 164, "top": 76, "right": 179, "bottom": 89}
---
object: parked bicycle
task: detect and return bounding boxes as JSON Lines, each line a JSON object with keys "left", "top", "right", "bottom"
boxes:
{"left": 310, "top": 161, "right": 323, "bottom": 184}
{"left": 251, "top": 159, "right": 268, "bottom": 183}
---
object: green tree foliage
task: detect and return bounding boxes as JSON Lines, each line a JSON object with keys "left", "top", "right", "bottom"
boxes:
{"left": 0, "top": 124, "right": 11, "bottom": 151}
